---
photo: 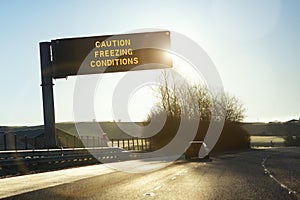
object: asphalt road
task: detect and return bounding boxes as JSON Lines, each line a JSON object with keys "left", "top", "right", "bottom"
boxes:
{"left": 3, "top": 147, "right": 300, "bottom": 200}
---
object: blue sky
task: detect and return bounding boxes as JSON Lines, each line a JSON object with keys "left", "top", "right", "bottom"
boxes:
{"left": 0, "top": 0, "right": 299, "bottom": 125}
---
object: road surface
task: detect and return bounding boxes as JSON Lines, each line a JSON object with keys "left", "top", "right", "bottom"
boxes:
{"left": 2, "top": 147, "right": 299, "bottom": 200}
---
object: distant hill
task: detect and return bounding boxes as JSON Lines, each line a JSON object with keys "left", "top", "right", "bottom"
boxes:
{"left": 1, "top": 120, "right": 299, "bottom": 150}
{"left": 0, "top": 122, "right": 146, "bottom": 149}
{"left": 0, "top": 125, "right": 43, "bottom": 135}
{"left": 241, "top": 119, "right": 300, "bottom": 136}
{"left": 1, "top": 120, "right": 299, "bottom": 138}
{"left": 56, "top": 122, "right": 145, "bottom": 139}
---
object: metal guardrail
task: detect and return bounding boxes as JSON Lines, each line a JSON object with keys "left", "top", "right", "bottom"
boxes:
{"left": 0, "top": 147, "right": 136, "bottom": 169}
{"left": 0, "top": 134, "right": 152, "bottom": 151}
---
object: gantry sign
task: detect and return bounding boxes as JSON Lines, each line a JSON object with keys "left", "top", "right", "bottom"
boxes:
{"left": 39, "top": 31, "right": 172, "bottom": 148}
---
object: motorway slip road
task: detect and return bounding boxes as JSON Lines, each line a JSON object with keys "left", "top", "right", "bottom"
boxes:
{"left": 1, "top": 147, "right": 299, "bottom": 200}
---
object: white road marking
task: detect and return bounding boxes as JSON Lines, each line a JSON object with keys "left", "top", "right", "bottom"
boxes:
{"left": 142, "top": 167, "right": 192, "bottom": 198}
{"left": 0, "top": 164, "right": 115, "bottom": 199}
{"left": 261, "top": 156, "right": 299, "bottom": 198}
{"left": 153, "top": 185, "right": 162, "bottom": 191}
{"left": 0, "top": 159, "right": 175, "bottom": 199}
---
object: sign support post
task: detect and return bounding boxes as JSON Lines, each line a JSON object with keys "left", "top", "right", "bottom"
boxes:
{"left": 39, "top": 42, "right": 57, "bottom": 148}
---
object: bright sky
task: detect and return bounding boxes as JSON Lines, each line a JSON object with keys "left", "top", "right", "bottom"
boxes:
{"left": 0, "top": 0, "right": 299, "bottom": 126}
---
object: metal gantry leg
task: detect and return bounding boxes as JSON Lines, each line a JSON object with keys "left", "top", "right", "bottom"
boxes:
{"left": 39, "top": 42, "right": 57, "bottom": 148}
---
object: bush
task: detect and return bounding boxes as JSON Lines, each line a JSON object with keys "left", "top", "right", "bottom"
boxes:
{"left": 147, "top": 71, "right": 250, "bottom": 153}
{"left": 211, "top": 122, "right": 250, "bottom": 152}
{"left": 284, "top": 135, "right": 300, "bottom": 146}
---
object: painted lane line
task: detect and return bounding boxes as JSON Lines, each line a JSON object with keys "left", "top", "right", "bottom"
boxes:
{"left": 153, "top": 185, "right": 162, "bottom": 191}
{"left": 0, "top": 164, "right": 115, "bottom": 199}
{"left": 261, "top": 156, "right": 299, "bottom": 198}
{"left": 143, "top": 167, "right": 191, "bottom": 197}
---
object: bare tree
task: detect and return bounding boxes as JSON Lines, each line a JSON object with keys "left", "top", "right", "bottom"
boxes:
{"left": 151, "top": 70, "right": 245, "bottom": 123}
{"left": 157, "top": 70, "right": 181, "bottom": 118}
{"left": 147, "top": 70, "right": 249, "bottom": 151}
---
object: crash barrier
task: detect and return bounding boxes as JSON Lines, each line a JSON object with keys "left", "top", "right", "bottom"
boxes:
{"left": 110, "top": 138, "right": 151, "bottom": 151}
{"left": 0, "top": 147, "right": 141, "bottom": 174}
{"left": 0, "top": 134, "right": 152, "bottom": 151}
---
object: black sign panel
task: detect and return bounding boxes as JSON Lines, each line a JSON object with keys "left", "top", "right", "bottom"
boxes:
{"left": 51, "top": 31, "right": 172, "bottom": 78}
